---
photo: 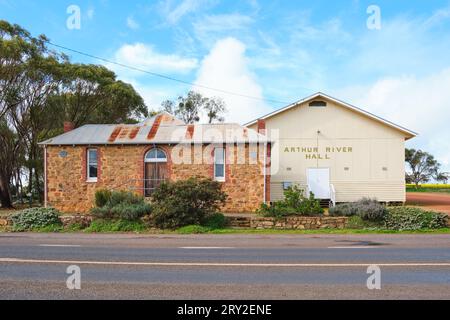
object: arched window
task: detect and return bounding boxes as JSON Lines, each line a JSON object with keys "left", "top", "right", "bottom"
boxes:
{"left": 309, "top": 100, "right": 327, "bottom": 107}
{"left": 145, "top": 148, "right": 167, "bottom": 163}
{"left": 144, "top": 148, "right": 168, "bottom": 196}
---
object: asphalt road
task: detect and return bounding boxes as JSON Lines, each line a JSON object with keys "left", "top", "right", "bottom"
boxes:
{"left": 0, "top": 233, "right": 450, "bottom": 299}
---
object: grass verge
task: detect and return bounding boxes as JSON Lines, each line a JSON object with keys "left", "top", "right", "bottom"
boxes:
{"left": 84, "top": 219, "right": 147, "bottom": 233}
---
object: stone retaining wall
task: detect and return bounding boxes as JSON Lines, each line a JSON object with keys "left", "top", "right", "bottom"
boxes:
{"left": 59, "top": 215, "right": 93, "bottom": 228}
{"left": 227, "top": 215, "right": 348, "bottom": 229}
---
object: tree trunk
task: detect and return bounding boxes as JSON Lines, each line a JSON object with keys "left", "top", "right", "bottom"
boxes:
{"left": 0, "top": 174, "right": 13, "bottom": 208}
{"left": 35, "top": 164, "right": 43, "bottom": 203}
{"left": 28, "top": 164, "right": 33, "bottom": 194}
{"left": 17, "top": 168, "right": 23, "bottom": 204}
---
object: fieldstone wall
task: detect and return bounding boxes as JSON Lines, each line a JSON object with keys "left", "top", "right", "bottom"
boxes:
{"left": 46, "top": 144, "right": 266, "bottom": 214}
{"left": 59, "top": 215, "right": 93, "bottom": 228}
{"left": 227, "top": 216, "right": 348, "bottom": 229}
{"left": 0, "top": 217, "right": 9, "bottom": 226}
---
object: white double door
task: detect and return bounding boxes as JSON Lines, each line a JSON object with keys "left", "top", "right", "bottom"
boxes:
{"left": 307, "top": 168, "right": 330, "bottom": 199}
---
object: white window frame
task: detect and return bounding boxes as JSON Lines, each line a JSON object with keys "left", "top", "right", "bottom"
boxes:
{"left": 214, "top": 147, "right": 225, "bottom": 182}
{"left": 144, "top": 148, "right": 167, "bottom": 163}
{"left": 87, "top": 148, "right": 98, "bottom": 182}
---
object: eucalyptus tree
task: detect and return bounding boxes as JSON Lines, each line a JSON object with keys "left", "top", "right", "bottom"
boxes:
{"left": 161, "top": 91, "right": 226, "bottom": 124}
{"left": 405, "top": 148, "right": 442, "bottom": 187}
{"left": 0, "top": 20, "right": 148, "bottom": 207}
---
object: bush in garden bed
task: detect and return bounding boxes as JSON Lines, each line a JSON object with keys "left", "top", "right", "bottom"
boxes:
{"left": 91, "top": 190, "right": 151, "bottom": 221}
{"left": 177, "top": 225, "right": 212, "bottom": 234}
{"left": 84, "top": 219, "right": 147, "bottom": 233}
{"left": 11, "top": 207, "right": 61, "bottom": 231}
{"left": 201, "top": 212, "right": 228, "bottom": 229}
{"left": 384, "top": 207, "right": 448, "bottom": 230}
{"left": 151, "top": 177, "right": 227, "bottom": 229}
{"left": 329, "top": 198, "right": 387, "bottom": 222}
{"left": 257, "top": 185, "right": 323, "bottom": 218}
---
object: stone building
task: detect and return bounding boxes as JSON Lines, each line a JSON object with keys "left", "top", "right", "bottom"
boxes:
{"left": 40, "top": 112, "right": 270, "bottom": 213}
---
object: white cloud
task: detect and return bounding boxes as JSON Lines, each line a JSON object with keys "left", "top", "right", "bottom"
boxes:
{"left": 134, "top": 85, "right": 176, "bottom": 112}
{"left": 126, "top": 16, "right": 139, "bottom": 30}
{"left": 193, "top": 13, "right": 254, "bottom": 45}
{"left": 87, "top": 8, "right": 95, "bottom": 20}
{"left": 161, "top": 0, "right": 212, "bottom": 25}
{"left": 112, "top": 43, "right": 198, "bottom": 75}
{"left": 337, "top": 68, "right": 450, "bottom": 171}
{"left": 424, "top": 7, "right": 450, "bottom": 28}
{"left": 194, "top": 37, "right": 272, "bottom": 123}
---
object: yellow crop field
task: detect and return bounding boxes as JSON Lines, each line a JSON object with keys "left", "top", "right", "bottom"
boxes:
{"left": 406, "top": 184, "right": 450, "bottom": 189}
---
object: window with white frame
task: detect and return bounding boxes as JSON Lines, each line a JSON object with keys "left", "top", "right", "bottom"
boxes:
{"left": 214, "top": 147, "right": 225, "bottom": 181}
{"left": 87, "top": 148, "right": 98, "bottom": 181}
{"left": 144, "top": 148, "right": 167, "bottom": 162}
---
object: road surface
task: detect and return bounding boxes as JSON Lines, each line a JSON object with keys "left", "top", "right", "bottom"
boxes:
{"left": 0, "top": 233, "right": 450, "bottom": 299}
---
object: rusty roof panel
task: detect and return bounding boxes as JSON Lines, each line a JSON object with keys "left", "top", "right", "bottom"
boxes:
{"left": 118, "top": 127, "right": 130, "bottom": 140}
{"left": 185, "top": 124, "right": 195, "bottom": 139}
{"left": 147, "top": 114, "right": 162, "bottom": 140}
{"left": 140, "top": 111, "right": 185, "bottom": 126}
{"left": 108, "top": 126, "right": 122, "bottom": 143}
{"left": 128, "top": 126, "right": 140, "bottom": 139}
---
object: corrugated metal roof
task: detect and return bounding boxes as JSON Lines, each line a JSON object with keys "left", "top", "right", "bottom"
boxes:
{"left": 139, "top": 111, "right": 186, "bottom": 126}
{"left": 39, "top": 113, "right": 269, "bottom": 145}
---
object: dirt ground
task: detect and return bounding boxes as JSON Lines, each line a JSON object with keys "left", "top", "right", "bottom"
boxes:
{"left": 406, "top": 192, "right": 450, "bottom": 214}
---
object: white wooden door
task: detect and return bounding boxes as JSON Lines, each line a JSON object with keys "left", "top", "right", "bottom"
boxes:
{"left": 307, "top": 168, "right": 330, "bottom": 199}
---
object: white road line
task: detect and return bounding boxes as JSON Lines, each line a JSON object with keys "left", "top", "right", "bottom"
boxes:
{"left": 328, "top": 246, "right": 378, "bottom": 249}
{"left": 38, "top": 244, "right": 81, "bottom": 247}
{"left": 1, "top": 258, "right": 450, "bottom": 268}
{"left": 179, "top": 247, "right": 235, "bottom": 249}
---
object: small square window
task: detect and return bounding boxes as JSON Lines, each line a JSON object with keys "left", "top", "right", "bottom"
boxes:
{"left": 283, "top": 182, "right": 292, "bottom": 190}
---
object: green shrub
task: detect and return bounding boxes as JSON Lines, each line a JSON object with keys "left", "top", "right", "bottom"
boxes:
{"left": 151, "top": 177, "right": 227, "bottom": 229}
{"left": 347, "top": 215, "right": 382, "bottom": 229}
{"left": 91, "top": 190, "right": 151, "bottom": 221}
{"left": 177, "top": 225, "right": 211, "bottom": 234}
{"left": 257, "top": 185, "right": 323, "bottom": 217}
{"left": 328, "top": 202, "right": 358, "bottom": 217}
{"left": 202, "top": 212, "right": 227, "bottom": 229}
{"left": 95, "top": 189, "right": 112, "bottom": 207}
{"left": 329, "top": 198, "right": 387, "bottom": 222}
{"left": 64, "top": 222, "right": 85, "bottom": 232}
{"left": 107, "top": 190, "right": 143, "bottom": 206}
{"left": 84, "top": 219, "right": 146, "bottom": 233}
{"left": 11, "top": 207, "right": 61, "bottom": 232}
{"left": 34, "top": 224, "right": 63, "bottom": 232}
{"left": 385, "top": 207, "right": 448, "bottom": 230}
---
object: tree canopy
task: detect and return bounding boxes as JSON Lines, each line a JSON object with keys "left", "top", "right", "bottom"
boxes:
{"left": 161, "top": 90, "right": 226, "bottom": 124}
{"left": 405, "top": 148, "right": 446, "bottom": 186}
{"left": 0, "top": 20, "right": 148, "bottom": 207}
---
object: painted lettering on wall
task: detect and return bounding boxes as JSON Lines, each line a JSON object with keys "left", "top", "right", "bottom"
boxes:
{"left": 283, "top": 146, "right": 353, "bottom": 160}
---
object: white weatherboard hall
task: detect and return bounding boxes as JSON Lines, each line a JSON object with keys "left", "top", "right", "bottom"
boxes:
{"left": 246, "top": 92, "right": 417, "bottom": 206}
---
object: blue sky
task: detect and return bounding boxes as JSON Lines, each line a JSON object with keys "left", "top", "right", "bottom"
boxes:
{"left": 2, "top": 0, "right": 450, "bottom": 170}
